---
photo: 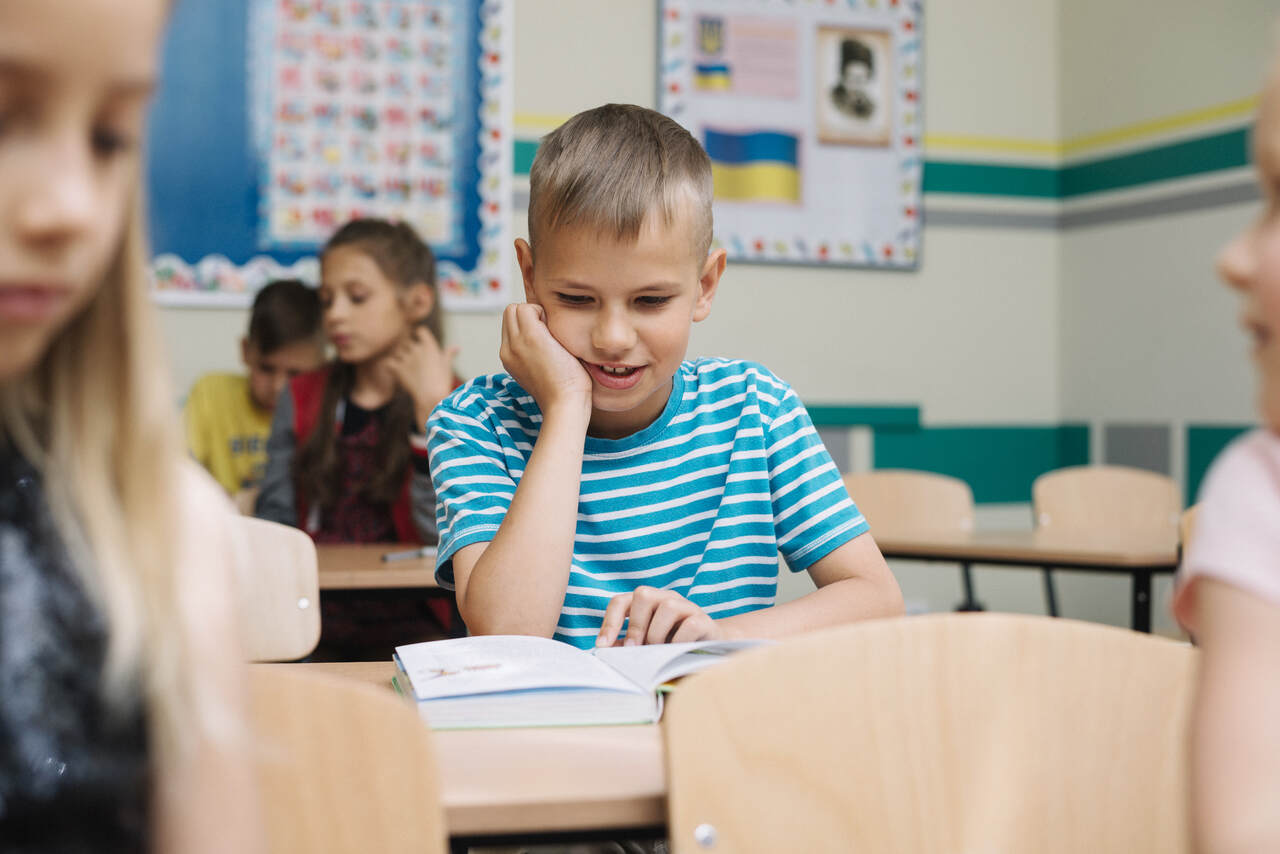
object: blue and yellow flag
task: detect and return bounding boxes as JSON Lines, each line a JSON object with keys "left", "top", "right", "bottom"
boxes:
{"left": 704, "top": 128, "right": 800, "bottom": 203}
{"left": 694, "top": 62, "right": 731, "bottom": 90}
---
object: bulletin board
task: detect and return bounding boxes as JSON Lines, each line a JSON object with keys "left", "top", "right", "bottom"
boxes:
{"left": 147, "top": 0, "right": 512, "bottom": 310}
{"left": 658, "top": 0, "right": 923, "bottom": 269}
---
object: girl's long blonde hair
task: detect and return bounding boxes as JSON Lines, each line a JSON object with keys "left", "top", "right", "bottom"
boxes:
{"left": 0, "top": 191, "right": 192, "bottom": 753}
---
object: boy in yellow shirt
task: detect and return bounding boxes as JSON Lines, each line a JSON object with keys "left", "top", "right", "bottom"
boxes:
{"left": 185, "top": 279, "right": 324, "bottom": 508}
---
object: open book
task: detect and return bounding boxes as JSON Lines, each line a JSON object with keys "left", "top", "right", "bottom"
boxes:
{"left": 392, "top": 635, "right": 764, "bottom": 729}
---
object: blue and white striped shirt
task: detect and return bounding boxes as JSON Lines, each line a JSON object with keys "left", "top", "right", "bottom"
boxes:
{"left": 426, "top": 359, "right": 868, "bottom": 648}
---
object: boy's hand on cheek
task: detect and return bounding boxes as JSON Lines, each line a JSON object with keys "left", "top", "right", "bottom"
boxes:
{"left": 500, "top": 303, "right": 591, "bottom": 418}
{"left": 389, "top": 326, "right": 460, "bottom": 427}
{"left": 596, "top": 587, "right": 723, "bottom": 647}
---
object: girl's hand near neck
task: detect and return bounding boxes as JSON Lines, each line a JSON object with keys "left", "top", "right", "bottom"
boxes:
{"left": 386, "top": 325, "right": 461, "bottom": 429}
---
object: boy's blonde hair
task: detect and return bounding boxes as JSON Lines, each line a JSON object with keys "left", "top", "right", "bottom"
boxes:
{"left": 1, "top": 193, "right": 198, "bottom": 758}
{"left": 528, "top": 104, "right": 714, "bottom": 263}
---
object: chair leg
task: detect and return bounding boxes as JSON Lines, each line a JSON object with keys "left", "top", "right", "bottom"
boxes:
{"left": 955, "top": 562, "right": 985, "bottom": 612}
{"left": 1042, "top": 566, "right": 1059, "bottom": 617}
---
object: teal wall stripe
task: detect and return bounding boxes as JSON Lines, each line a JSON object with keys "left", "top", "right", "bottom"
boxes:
{"left": 922, "top": 161, "right": 1059, "bottom": 198}
{"left": 514, "top": 139, "right": 538, "bottom": 177}
{"left": 1060, "top": 128, "right": 1249, "bottom": 198}
{"left": 872, "top": 424, "right": 1091, "bottom": 504}
{"left": 1186, "top": 424, "right": 1254, "bottom": 504}
{"left": 514, "top": 124, "right": 1254, "bottom": 198}
{"left": 805, "top": 404, "right": 919, "bottom": 429}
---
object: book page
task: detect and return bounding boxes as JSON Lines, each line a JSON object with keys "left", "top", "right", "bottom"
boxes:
{"left": 396, "top": 635, "right": 640, "bottom": 701}
{"left": 594, "top": 640, "right": 765, "bottom": 691}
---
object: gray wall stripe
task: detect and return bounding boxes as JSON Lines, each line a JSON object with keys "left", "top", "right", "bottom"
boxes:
{"left": 1060, "top": 181, "right": 1259, "bottom": 229}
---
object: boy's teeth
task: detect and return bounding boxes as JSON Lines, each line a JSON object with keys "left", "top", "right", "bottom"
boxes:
{"left": 601, "top": 365, "right": 634, "bottom": 375}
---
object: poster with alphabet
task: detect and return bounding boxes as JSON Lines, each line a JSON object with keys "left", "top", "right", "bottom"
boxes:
{"left": 147, "top": 0, "right": 512, "bottom": 310}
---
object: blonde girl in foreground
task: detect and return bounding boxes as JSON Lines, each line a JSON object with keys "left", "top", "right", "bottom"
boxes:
{"left": 0, "top": 0, "right": 261, "bottom": 850}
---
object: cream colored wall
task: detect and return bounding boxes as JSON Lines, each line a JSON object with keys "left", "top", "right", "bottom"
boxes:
{"left": 1057, "top": 2, "right": 1273, "bottom": 427}
{"left": 1059, "top": 0, "right": 1275, "bottom": 138}
{"left": 161, "top": 0, "right": 1065, "bottom": 420}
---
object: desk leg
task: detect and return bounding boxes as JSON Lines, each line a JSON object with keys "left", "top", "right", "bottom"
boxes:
{"left": 1041, "top": 567, "right": 1059, "bottom": 617}
{"left": 955, "top": 562, "right": 985, "bottom": 612}
{"left": 1132, "top": 572, "right": 1152, "bottom": 633}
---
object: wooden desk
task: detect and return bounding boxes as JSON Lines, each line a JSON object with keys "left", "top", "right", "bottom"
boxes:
{"left": 264, "top": 660, "right": 667, "bottom": 845}
{"left": 317, "top": 544, "right": 439, "bottom": 591}
{"left": 874, "top": 528, "right": 1180, "bottom": 632}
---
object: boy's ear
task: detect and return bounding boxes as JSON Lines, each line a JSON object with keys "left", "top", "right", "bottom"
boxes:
{"left": 515, "top": 238, "right": 538, "bottom": 304}
{"left": 240, "top": 336, "right": 253, "bottom": 367}
{"left": 692, "top": 248, "right": 727, "bottom": 323}
{"left": 404, "top": 281, "right": 435, "bottom": 322}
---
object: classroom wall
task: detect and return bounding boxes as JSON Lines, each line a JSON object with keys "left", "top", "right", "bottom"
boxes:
{"left": 1057, "top": 0, "right": 1273, "bottom": 495}
{"left": 158, "top": 0, "right": 1275, "bottom": 632}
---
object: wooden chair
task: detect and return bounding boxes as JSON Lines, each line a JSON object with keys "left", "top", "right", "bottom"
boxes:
{"left": 843, "top": 470, "right": 982, "bottom": 611}
{"left": 664, "top": 613, "right": 1196, "bottom": 854}
{"left": 1178, "top": 504, "right": 1199, "bottom": 556}
{"left": 249, "top": 667, "right": 446, "bottom": 854}
{"left": 1032, "top": 465, "right": 1181, "bottom": 618}
{"left": 232, "top": 516, "right": 322, "bottom": 661}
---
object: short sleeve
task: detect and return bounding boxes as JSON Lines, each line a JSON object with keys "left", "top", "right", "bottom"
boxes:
{"left": 426, "top": 399, "right": 520, "bottom": 588}
{"left": 183, "top": 376, "right": 212, "bottom": 468}
{"left": 1174, "top": 430, "right": 1280, "bottom": 630}
{"left": 759, "top": 372, "right": 868, "bottom": 571}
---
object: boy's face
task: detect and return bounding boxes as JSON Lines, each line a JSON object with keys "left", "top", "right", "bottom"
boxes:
{"left": 517, "top": 205, "right": 726, "bottom": 439}
{"left": 1219, "top": 64, "right": 1280, "bottom": 433}
{"left": 242, "top": 337, "right": 325, "bottom": 412}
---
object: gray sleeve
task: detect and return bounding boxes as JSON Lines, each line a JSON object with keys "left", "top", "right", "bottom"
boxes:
{"left": 254, "top": 387, "right": 299, "bottom": 527}
{"left": 409, "top": 435, "right": 440, "bottom": 545}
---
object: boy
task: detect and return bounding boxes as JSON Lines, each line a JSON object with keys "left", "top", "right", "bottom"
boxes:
{"left": 185, "top": 278, "right": 324, "bottom": 508}
{"left": 427, "top": 104, "right": 902, "bottom": 648}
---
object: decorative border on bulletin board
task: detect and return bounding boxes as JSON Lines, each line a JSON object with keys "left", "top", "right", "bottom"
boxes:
{"left": 149, "top": 0, "right": 512, "bottom": 311}
{"left": 658, "top": 0, "right": 923, "bottom": 269}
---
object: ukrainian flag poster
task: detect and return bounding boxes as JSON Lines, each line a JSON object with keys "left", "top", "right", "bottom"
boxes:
{"left": 658, "top": 0, "right": 923, "bottom": 269}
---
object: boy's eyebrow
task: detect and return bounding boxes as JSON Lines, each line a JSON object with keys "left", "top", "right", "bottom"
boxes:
{"left": 548, "top": 278, "right": 685, "bottom": 291}
{"left": 0, "top": 58, "right": 155, "bottom": 97}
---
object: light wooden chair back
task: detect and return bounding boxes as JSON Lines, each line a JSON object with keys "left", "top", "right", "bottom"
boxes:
{"left": 842, "top": 469, "right": 975, "bottom": 533}
{"left": 232, "top": 516, "right": 321, "bottom": 661}
{"left": 664, "top": 613, "right": 1196, "bottom": 854}
{"left": 1179, "top": 504, "right": 1199, "bottom": 553}
{"left": 250, "top": 667, "right": 446, "bottom": 854}
{"left": 1032, "top": 465, "right": 1181, "bottom": 535}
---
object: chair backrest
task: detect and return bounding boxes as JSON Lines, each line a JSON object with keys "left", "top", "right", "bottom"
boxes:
{"left": 1032, "top": 465, "right": 1181, "bottom": 535}
{"left": 1179, "top": 504, "right": 1199, "bottom": 552}
{"left": 842, "top": 469, "right": 975, "bottom": 533}
{"left": 250, "top": 667, "right": 446, "bottom": 854}
{"left": 232, "top": 516, "right": 321, "bottom": 661}
{"left": 664, "top": 613, "right": 1196, "bottom": 854}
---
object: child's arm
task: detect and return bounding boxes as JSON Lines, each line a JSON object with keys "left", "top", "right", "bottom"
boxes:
{"left": 1186, "top": 578, "right": 1280, "bottom": 854}
{"left": 447, "top": 303, "right": 592, "bottom": 637}
{"left": 156, "top": 464, "right": 265, "bottom": 854}
{"left": 252, "top": 387, "right": 298, "bottom": 526}
{"left": 596, "top": 533, "right": 902, "bottom": 645}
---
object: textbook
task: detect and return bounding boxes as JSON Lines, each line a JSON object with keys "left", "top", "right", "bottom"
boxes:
{"left": 392, "top": 634, "right": 764, "bottom": 729}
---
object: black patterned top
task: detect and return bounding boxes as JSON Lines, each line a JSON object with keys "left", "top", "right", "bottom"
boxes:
{"left": 0, "top": 449, "right": 151, "bottom": 852}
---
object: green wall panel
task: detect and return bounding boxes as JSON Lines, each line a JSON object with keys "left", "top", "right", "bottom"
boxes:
{"left": 872, "top": 424, "right": 1091, "bottom": 504}
{"left": 1186, "top": 424, "right": 1254, "bottom": 504}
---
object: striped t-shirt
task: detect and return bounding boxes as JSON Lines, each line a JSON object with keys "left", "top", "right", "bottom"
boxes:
{"left": 426, "top": 358, "right": 868, "bottom": 648}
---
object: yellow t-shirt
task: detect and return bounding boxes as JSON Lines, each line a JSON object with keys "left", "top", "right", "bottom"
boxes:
{"left": 183, "top": 373, "right": 275, "bottom": 496}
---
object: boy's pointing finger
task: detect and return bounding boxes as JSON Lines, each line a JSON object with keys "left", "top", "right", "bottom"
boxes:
{"left": 597, "top": 592, "right": 633, "bottom": 647}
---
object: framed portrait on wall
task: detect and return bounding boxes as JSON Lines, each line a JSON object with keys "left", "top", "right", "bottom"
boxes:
{"left": 815, "top": 26, "right": 892, "bottom": 147}
{"left": 659, "top": 0, "right": 923, "bottom": 270}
